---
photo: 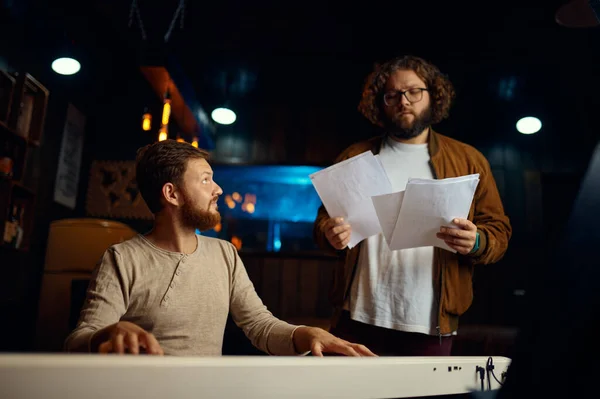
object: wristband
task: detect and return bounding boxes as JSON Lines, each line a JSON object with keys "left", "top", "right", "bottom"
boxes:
{"left": 470, "top": 232, "right": 480, "bottom": 254}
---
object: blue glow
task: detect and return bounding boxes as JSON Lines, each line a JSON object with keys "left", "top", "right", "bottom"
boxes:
{"left": 273, "top": 222, "right": 281, "bottom": 252}
{"left": 212, "top": 165, "right": 321, "bottom": 185}
{"left": 212, "top": 165, "right": 323, "bottom": 223}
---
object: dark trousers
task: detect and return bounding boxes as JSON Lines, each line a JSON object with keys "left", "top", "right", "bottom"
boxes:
{"left": 330, "top": 311, "right": 453, "bottom": 356}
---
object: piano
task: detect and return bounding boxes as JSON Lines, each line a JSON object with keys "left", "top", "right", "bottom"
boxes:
{"left": 0, "top": 354, "right": 509, "bottom": 398}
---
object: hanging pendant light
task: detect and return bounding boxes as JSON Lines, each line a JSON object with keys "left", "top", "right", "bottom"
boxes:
{"left": 141, "top": 108, "right": 152, "bottom": 131}
{"left": 162, "top": 90, "right": 172, "bottom": 125}
{"left": 158, "top": 125, "right": 168, "bottom": 141}
{"left": 51, "top": 34, "right": 81, "bottom": 75}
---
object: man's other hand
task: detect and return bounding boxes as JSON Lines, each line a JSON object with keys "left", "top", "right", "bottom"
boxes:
{"left": 293, "top": 326, "right": 377, "bottom": 357}
{"left": 92, "top": 321, "right": 164, "bottom": 355}
{"left": 322, "top": 217, "right": 352, "bottom": 250}
{"left": 436, "top": 218, "right": 478, "bottom": 255}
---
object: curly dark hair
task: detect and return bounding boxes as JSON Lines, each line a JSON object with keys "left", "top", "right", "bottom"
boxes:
{"left": 135, "top": 140, "right": 210, "bottom": 214}
{"left": 358, "top": 55, "right": 456, "bottom": 127}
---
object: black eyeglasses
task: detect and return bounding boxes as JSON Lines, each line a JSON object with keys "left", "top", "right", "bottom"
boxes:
{"left": 383, "top": 88, "right": 428, "bottom": 106}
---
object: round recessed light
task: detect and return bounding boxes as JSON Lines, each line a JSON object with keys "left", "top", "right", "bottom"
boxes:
{"left": 516, "top": 116, "right": 542, "bottom": 135}
{"left": 211, "top": 107, "right": 236, "bottom": 125}
{"left": 51, "top": 57, "right": 81, "bottom": 75}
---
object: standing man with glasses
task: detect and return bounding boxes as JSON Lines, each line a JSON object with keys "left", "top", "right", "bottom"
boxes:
{"left": 314, "top": 55, "right": 511, "bottom": 356}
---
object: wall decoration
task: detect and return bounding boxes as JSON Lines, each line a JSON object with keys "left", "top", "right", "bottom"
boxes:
{"left": 54, "top": 103, "right": 85, "bottom": 209}
{"left": 86, "top": 160, "right": 153, "bottom": 219}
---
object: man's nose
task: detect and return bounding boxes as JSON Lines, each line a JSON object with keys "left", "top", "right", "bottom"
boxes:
{"left": 400, "top": 92, "right": 411, "bottom": 106}
{"left": 214, "top": 183, "right": 223, "bottom": 196}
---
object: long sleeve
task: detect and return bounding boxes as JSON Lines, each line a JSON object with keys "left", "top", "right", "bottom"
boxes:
{"left": 64, "top": 248, "right": 129, "bottom": 352}
{"left": 470, "top": 157, "right": 513, "bottom": 265}
{"left": 227, "top": 246, "right": 300, "bottom": 356}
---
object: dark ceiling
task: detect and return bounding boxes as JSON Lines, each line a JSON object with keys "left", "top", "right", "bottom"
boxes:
{"left": 2, "top": 0, "right": 600, "bottom": 166}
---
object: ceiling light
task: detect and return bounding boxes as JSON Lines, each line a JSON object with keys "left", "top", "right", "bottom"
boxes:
{"left": 516, "top": 117, "right": 542, "bottom": 135}
{"left": 211, "top": 107, "right": 236, "bottom": 125}
{"left": 51, "top": 57, "right": 81, "bottom": 75}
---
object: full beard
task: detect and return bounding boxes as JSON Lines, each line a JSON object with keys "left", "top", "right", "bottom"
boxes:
{"left": 384, "top": 105, "right": 433, "bottom": 140}
{"left": 180, "top": 193, "right": 221, "bottom": 232}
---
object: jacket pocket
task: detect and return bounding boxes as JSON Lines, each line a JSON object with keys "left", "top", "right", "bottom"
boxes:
{"left": 442, "top": 258, "right": 475, "bottom": 316}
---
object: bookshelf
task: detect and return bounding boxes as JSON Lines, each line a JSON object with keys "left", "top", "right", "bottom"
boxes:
{"left": 0, "top": 71, "right": 48, "bottom": 252}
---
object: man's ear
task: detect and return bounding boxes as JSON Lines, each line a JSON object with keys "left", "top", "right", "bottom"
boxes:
{"left": 162, "top": 183, "right": 182, "bottom": 207}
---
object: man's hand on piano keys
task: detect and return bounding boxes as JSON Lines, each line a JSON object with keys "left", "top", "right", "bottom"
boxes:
{"left": 292, "top": 326, "right": 377, "bottom": 357}
{"left": 91, "top": 321, "right": 164, "bottom": 355}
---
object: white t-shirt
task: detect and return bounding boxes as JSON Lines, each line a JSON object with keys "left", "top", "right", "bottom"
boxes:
{"left": 345, "top": 136, "right": 442, "bottom": 335}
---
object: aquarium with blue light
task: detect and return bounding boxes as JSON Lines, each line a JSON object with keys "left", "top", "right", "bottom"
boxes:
{"left": 197, "top": 165, "right": 324, "bottom": 252}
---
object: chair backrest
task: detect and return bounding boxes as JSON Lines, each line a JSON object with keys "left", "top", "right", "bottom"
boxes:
{"left": 35, "top": 218, "right": 137, "bottom": 352}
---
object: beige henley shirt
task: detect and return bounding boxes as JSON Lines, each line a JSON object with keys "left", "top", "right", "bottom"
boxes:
{"left": 64, "top": 234, "right": 301, "bottom": 356}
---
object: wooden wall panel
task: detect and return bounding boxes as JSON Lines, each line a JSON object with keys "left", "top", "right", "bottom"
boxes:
{"left": 243, "top": 255, "right": 263, "bottom": 294}
{"left": 238, "top": 253, "right": 337, "bottom": 321}
{"left": 297, "top": 260, "right": 321, "bottom": 317}
{"left": 279, "top": 259, "right": 300, "bottom": 319}
{"left": 260, "top": 257, "right": 282, "bottom": 316}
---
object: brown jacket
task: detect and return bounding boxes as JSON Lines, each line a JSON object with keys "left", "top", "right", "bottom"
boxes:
{"left": 314, "top": 130, "right": 512, "bottom": 335}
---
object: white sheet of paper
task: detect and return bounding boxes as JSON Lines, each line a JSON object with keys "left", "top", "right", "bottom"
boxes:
{"left": 371, "top": 191, "right": 404, "bottom": 246}
{"left": 310, "top": 151, "right": 393, "bottom": 248}
{"left": 379, "top": 174, "right": 480, "bottom": 252}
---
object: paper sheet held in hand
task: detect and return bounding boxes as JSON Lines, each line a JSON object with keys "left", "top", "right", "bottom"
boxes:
{"left": 309, "top": 151, "right": 393, "bottom": 248}
{"left": 372, "top": 174, "right": 480, "bottom": 252}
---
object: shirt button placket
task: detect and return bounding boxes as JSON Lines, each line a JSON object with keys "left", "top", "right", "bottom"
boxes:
{"left": 163, "top": 256, "right": 185, "bottom": 307}
{"left": 176, "top": 255, "right": 185, "bottom": 276}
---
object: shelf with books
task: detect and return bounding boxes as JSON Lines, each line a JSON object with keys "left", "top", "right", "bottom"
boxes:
{"left": 0, "top": 69, "right": 48, "bottom": 253}
{"left": 0, "top": 178, "right": 35, "bottom": 252}
{"left": 6, "top": 72, "right": 48, "bottom": 147}
{"left": 0, "top": 122, "right": 28, "bottom": 181}
{"left": 0, "top": 119, "right": 38, "bottom": 147}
